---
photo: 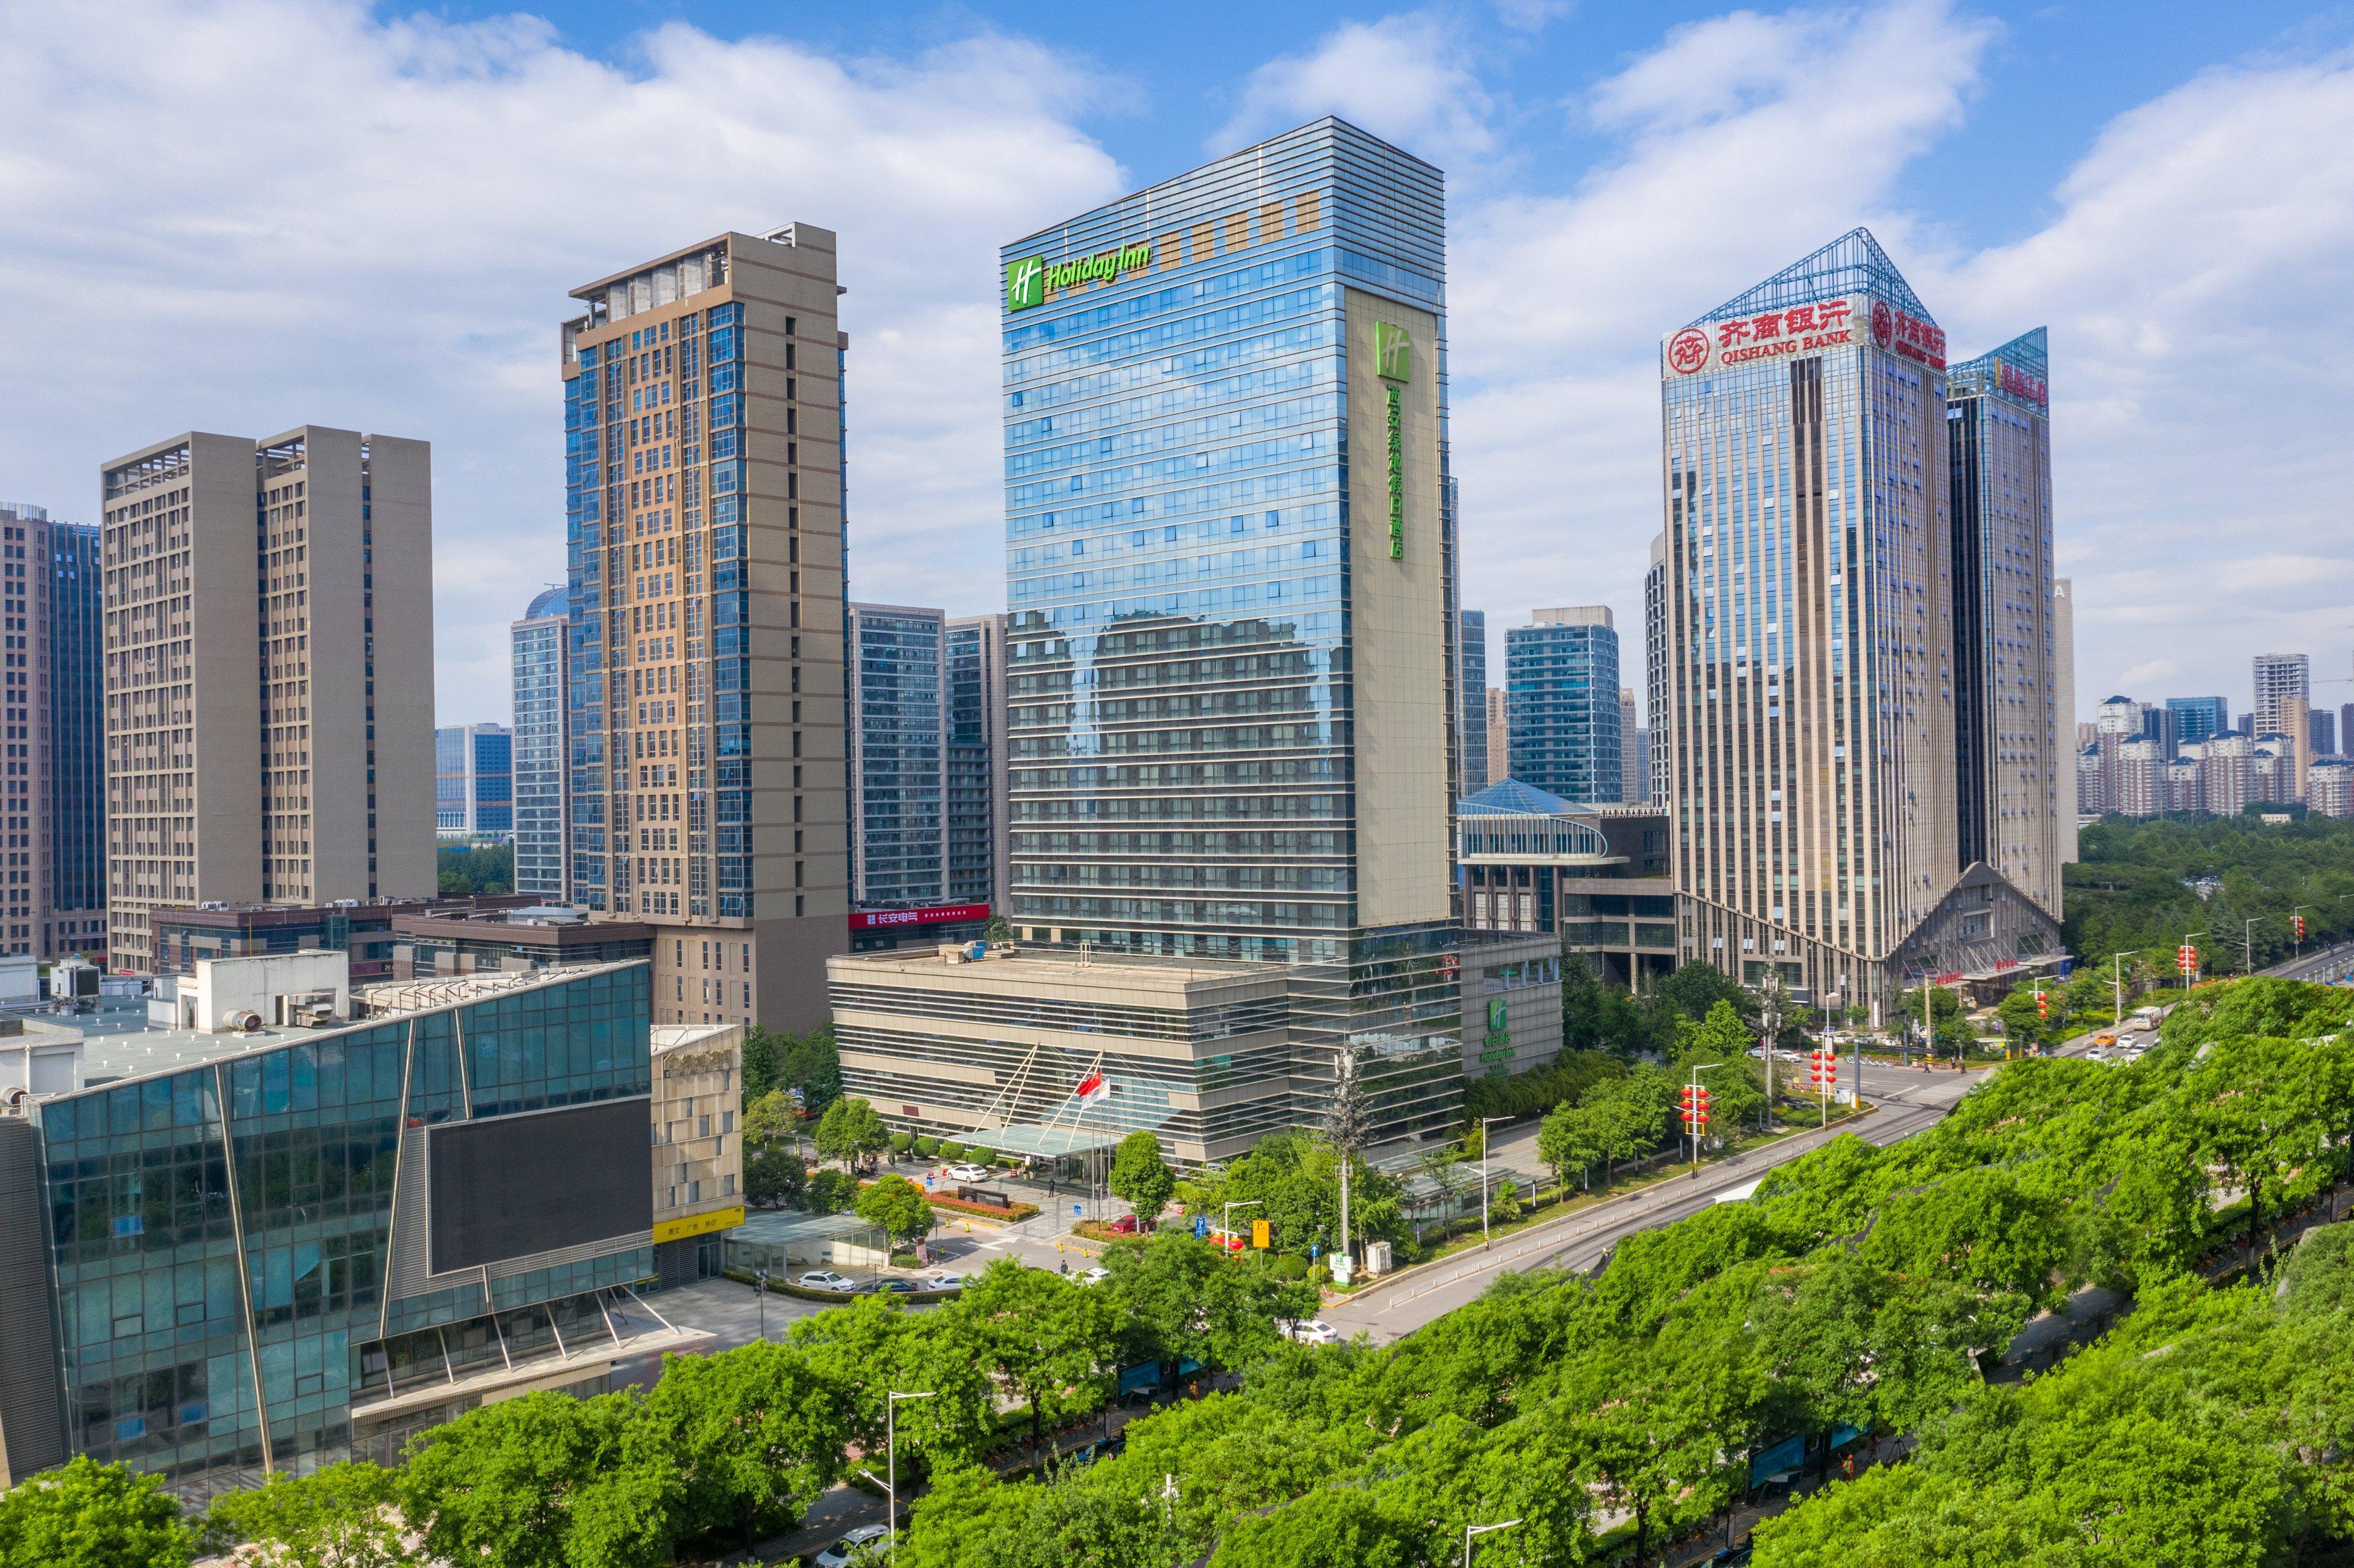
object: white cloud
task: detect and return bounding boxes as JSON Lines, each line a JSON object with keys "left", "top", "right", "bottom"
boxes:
{"left": 0, "top": 1, "right": 1124, "bottom": 722}
{"left": 1209, "top": 14, "right": 1496, "bottom": 165}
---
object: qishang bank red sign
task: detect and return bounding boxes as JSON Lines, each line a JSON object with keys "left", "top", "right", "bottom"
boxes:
{"left": 848, "top": 902, "right": 990, "bottom": 931}
{"left": 1997, "top": 359, "right": 2049, "bottom": 408}
{"left": 1664, "top": 292, "right": 1944, "bottom": 376}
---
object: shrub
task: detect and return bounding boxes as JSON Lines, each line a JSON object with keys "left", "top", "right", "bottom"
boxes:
{"left": 890, "top": 1132, "right": 915, "bottom": 1155}
{"left": 1270, "top": 1253, "right": 1309, "bottom": 1280}
{"left": 915, "top": 1136, "right": 940, "bottom": 1158}
{"left": 940, "top": 1142, "right": 966, "bottom": 1162}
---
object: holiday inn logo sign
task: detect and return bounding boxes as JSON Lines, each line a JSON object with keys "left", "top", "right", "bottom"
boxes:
{"left": 1376, "top": 322, "right": 1411, "bottom": 561}
{"left": 1005, "top": 243, "right": 1154, "bottom": 312}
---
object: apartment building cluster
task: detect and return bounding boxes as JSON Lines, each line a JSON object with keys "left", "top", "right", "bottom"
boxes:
{"left": 2079, "top": 655, "right": 2354, "bottom": 820}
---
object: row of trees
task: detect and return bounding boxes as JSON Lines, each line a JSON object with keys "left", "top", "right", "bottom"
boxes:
{"left": 2063, "top": 812, "right": 2354, "bottom": 977}
{"left": 894, "top": 974, "right": 2354, "bottom": 1565}
{"left": 7, "top": 1238, "right": 1317, "bottom": 1568}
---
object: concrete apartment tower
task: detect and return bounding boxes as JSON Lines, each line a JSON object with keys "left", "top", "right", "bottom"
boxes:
{"left": 0, "top": 504, "right": 104, "bottom": 961}
{"left": 98, "top": 429, "right": 435, "bottom": 972}
{"left": 1948, "top": 327, "right": 2062, "bottom": 919}
{"left": 1658, "top": 229, "right": 2060, "bottom": 1019}
{"left": 560, "top": 227, "right": 849, "bottom": 1029}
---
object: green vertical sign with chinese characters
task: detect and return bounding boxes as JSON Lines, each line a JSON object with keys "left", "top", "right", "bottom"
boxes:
{"left": 1375, "top": 322, "right": 1411, "bottom": 561}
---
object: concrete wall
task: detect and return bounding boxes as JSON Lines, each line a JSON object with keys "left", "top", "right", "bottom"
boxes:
{"left": 192, "top": 948, "right": 350, "bottom": 1030}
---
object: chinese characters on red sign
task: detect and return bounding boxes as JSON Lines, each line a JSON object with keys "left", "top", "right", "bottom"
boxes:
{"left": 1998, "top": 360, "right": 2049, "bottom": 406}
{"left": 1668, "top": 295, "right": 1862, "bottom": 375}
{"left": 847, "top": 902, "right": 991, "bottom": 931}
{"left": 1870, "top": 300, "right": 1947, "bottom": 370}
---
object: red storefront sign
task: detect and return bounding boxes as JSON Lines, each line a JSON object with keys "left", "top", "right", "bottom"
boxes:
{"left": 848, "top": 902, "right": 991, "bottom": 931}
{"left": 1998, "top": 359, "right": 2048, "bottom": 406}
{"left": 1870, "top": 299, "right": 1946, "bottom": 370}
{"left": 1665, "top": 295, "right": 1864, "bottom": 376}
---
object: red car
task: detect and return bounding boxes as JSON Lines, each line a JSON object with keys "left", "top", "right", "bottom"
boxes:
{"left": 1105, "top": 1214, "right": 1140, "bottom": 1235}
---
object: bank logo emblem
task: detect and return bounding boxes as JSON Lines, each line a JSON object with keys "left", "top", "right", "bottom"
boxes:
{"left": 1374, "top": 321, "right": 1412, "bottom": 381}
{"left": 1005, "top": 256, "right": 1045, "bottom": 313}
{"left": 1667, "top": 327, "right": 1710, "bottom": 375}
{"left": 1870, "top": 299, "right": 1894, "bottom": 350}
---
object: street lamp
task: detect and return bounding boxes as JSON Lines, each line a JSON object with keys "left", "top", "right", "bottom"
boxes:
{"left": 2109, "top": 951, "right": 2137, "bottom": 1027}
{"left": 1465, "top": 1518, "right": 1523, "bottom": 1568}
{"left": 886, "top": 1388, "right": 937, "bottom": 1545}
{"left": 1222, "top": 1199, "right": 1261, "bottom": 1256}
{"left": 1477, "top": 1116, "right": 1510, "bottom": 1247}
{"left": 756, "top": 1269, "right": 768, "bottom": 1342}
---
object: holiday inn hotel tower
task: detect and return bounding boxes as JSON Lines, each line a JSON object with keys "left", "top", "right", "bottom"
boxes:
{"left": 1656, "top": 229, "right": 2061, "bottom": 1019}
{"left": 858, "top": 116, "right": 1465, "bottom": 1155}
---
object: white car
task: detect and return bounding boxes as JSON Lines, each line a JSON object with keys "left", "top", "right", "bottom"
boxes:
{"left": 1281, "top": 1319, "right": 1341, "bottom": 1345}
{"left": 797, "top": 1270, "right": 859, "bottom": 1293}
{"left": 944, "top": 1163, "right": 992, "bottom": 1182}
{"left": 814, "top": 1523, "right": 891, "bottom": 1568}
{"left": 926, "top": 1273, "right": 969, "bottom": 1292}
{"left": 1073, "top": 1265, "right": 1110, "bottom": 1285}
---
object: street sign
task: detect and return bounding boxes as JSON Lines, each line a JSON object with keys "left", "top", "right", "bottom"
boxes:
{"left": 1193, "top": 1214, "right": 1207, "bottom": 1239}
{"left": 1251, "top": 1219, "right": 1270, "bottom": 1249}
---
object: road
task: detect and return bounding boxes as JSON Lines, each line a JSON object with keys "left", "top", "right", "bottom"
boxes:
{"left": 2263, "top": 939, "right": 2354, "bottom": 984}
{"left": 1324, "top": 1058, "right": 1983, "bottom": 1344}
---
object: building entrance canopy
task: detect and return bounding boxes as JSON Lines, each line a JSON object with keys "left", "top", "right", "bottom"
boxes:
{"left": 957, "top": 1122, "right": 1129, "bottom": 1161}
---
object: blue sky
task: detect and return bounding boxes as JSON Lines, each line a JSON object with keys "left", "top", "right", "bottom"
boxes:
{"left": 3, "top": 0, "right": 2352, "bottom": 727}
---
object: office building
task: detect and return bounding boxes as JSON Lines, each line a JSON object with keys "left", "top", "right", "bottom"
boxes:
{"left": 997, "top": 118, "right": 1460, "bottom": 1149}
{"left": 2054, "top": 578, "right": 2076, "bottom": 858}
{"left": 99, "top": 431, "right": 435, "bottom": 972}
{"left": 1507, "top": 607, "right": 1622, "bottom": 803}
{"left": 1458, "top": 778, "right": 1677, "bottom": 989}
{"left": 2167, "top": 695, "right": 2228, "bottom": 747}
{"left": 1618, "top": 688, "right": 1641, "bottom": 803}
{"left": 1644, "top": 534, "right": 1670, "bottom": 807}
{"left": 1485, "top": 687, "right": 1509, "bottom": 787}
{"left": 383, "top": 904, "right": 654, "bottom": 981}
{"left": 435, "top": 723, "right": 512, "bottom": 839}
{"left": 560, "top": 226, "right": 850, "bottom": 1029}
{"left": 510, "top": 587, "right": 570, "bottom": 900}
{"left": 0, "top": 959, "right": 745, "bottom": 1495}
{"left": 0, "top": 504, "right": 105, "bottom": 962}
{"left": 946, "top": 613, "right": 1008, "bottom": 911}
{"left": 847, "top": 603, "right": 947, "bottom": 910}
{"left": 147, "top": 894, "right": 535, "bottom": 984}
{"left": 2253, "top": 653, "right": 2309, "bottom": 737}
{"left": 1947, "top": 327, "right": 2062, "bottom": 918}
{"left": 1658, "top": 228, "right": 2060, "bottom": 1016}
{"left": 2311, "top": 709, "right": 2337, "bottom": 758}
{"left": 1458, "top": 610, "right": 1490, "bottom": 796}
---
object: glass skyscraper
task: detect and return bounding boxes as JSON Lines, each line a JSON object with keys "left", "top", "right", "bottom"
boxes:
{"left": 1000, "top": 117, "right": 1461, "bottom": 1145}
{"left": 1948, "top": 327, "right": 2061, "bottom": 918}
{"left": 1458, "top": 609, "right": 1488, "bottom": 796}
{"left": 945, "top": 614, "right": 1006, "bottom": 910}
{"left": 510, "top": 587, "right": 570, "bottom": 900}
{"left": 847, "top": 603, "right": 946, "bottom": 908}
{"left": 433, "top": 724, "right": 512, "bottom": 839}
{"left": 1506, "top": 607, "right": 1623, "bottom": 803}
{"left": 1658, "top": 228, "right": 2060, "bottom": 1016}
{"left": 2166, "top": 695, "right": 2230, "bottom": 747}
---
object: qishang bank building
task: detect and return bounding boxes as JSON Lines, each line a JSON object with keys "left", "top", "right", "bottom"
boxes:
{"left": 1657, "top": 229, "right": 2061, "bottom": 1022}
{"left": 981, "top": 117, "right": 1464, "bottom": 1151}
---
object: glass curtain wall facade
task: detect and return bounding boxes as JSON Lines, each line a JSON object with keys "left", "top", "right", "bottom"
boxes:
{"left": 510, "top": 588, "right": 570, "bottom": 900}
{"left": 1506, "top": 609, "right": 1622, "bottom": 804}
{"left": 23, "top": 962, "right": 653, "bottom": 1495}
{"left": 1000, "top": 117, "right": 1461, "bottom": 1146}
{"left": 1947, "top": 327, "right": 2060, "bottom": 919}
{"left": 1458, "top": 609, "right": 1489, "bottom": 796}
{"left": 946, "top": 614, "right": 1006, "bottom": 910}
{"left": 847, "top": 603, "right": 947, "bottom": 908}
{"left": 1660, "top": 229, "right": 1962, "bottom": 1017}
{"left": 49, "top": 520, "right": 104, "bottom": 938}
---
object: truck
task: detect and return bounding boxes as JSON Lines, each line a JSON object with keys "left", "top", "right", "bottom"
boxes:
{"left": 2131, "top": 1005, "right": 2163, "bottom": 1033}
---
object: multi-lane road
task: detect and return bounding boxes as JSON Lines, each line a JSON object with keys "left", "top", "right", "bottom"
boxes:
{"left": 1324, "top": 1057, "right": 1983, "bottom": 1343}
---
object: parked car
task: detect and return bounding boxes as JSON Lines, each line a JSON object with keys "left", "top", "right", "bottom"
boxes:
{"left": 1105, "top": 1213, "right": 1140, "bottom": 1235}
{"left": 926, "top": 1273, "right": 968, "bottom": 1292}
{"left": 944, "top": 1163, "right": 991, "bottom": 1182}
{"left": 863, "top": 1277, "right": 920, "bottom": 1294}
{"left": 1280, "top": 1319, "right": 1340, "bottom": 1345}
{"left": 1074, "top": 1265, "right": 1110, "bottom": 1285}
{"left": 797, "top": 1270, "right": 859, "bottom": 1293}
{"left": 814, "top": 1523, "right": 891, "bottom": 1568}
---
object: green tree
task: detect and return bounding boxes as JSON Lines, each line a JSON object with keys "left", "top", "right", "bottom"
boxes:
{"left": 1670, "top": 999, "right": 1766, "bottom": 1133}
{"left": 1106, "top": 1130, "right": 1176, "bottom": 1228}
{"left": 814, "top": 1095, "right": 890, "bottom": 1173}
{"left": 205, "top": 1461, "right": 413, "bottom": 1568}
{"left": 1654, "top": 961, "right": 1754, "bottom": 1026}
{"left": 436, "top": 843, "right": 514, "bottom": 897}
{"left": 744, "top": 1141, "right": 807, "bottom": 1210}
{"left": 788, "top": 1296, "right": 1000, "bottom": 1469}
{"left": 1415, "top": 1141, "right": 1470, "bottom": 1231}
{"left": 953, "top": 1258, "right": 1119, "bottom": 1450}
{"left": 1537, "top": 1097, "right": 1603, "bottom": 1197}
{"left": 631, "top": 1339, "right": 844, "bottom": 1549}
{"left": 1207, "top": 1486, "right": 1423, "bottom": 1568}
{"left": 856, "top": 1173, "right": 937, "bottom": 1248}
{"left": 1104, "top": 1232, "right": 1317, "bottom": 1373}
{"left": 982, "top": 913, "right": 1015, "bottom": 943}
{"left": 804, "top": 1167, "right": 858, "bottom": 1215}
{"left": 740, "top": 1026, "right": 783, "bottom": 1104}
{"left": 1994, "top": 984, "right": 2055, "bottom": 1051}
{"left": 779, "top": 1024, "right": 845, "bottom": 1117}
{"left": 742, "top": 1086, "right": 798, "bottom": 1146}
{"left": 0, "top": 1456, "right": 200, "bottom": 1568}
{"left": 402, "top": 1390, "right": 641, "bottom": 1568}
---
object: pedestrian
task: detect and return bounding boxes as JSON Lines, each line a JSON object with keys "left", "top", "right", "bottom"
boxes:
{"left": 1059, "top": 1257, "right": 1068, "bottom": 1276}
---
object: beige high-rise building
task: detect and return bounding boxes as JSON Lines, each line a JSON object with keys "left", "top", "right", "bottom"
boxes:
{"left": 2053, "top": 577, "right": 2077, "bottom": 861}
{"left": 98, "top": 429, "right": 436, "bottom": 971}
{"left": 560, "top": 226, "right": 849, "bottom": 1030}
{"left": 1485, "top": 686, "right": 1509, "bottom": 784}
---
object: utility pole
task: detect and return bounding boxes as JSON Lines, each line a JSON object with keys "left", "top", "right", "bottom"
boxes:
{"left": 2110, "top": 951, "right": 2136, "bottom": 1027}
{"left": 886, "top": 1389, "right": 937, "bottom": 1547}
{"left": 1477, "top": 1116, "right": 1509, "bottom": 1247}
{"left": 1921, "top": 971, "right": 1933, "bottom": 1070}
{"left": 1755, "top": 977, "right": 1784, "bottom": 1128}
{"left": 2293, "top": 905, "right": 2313, "bottom": 962}
{"left": 1325, "top": 1048, "right": 1367, "bottom": 1282}
{"left": 1680, "top": 1065, "right": 1718, "bottom": 1172}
